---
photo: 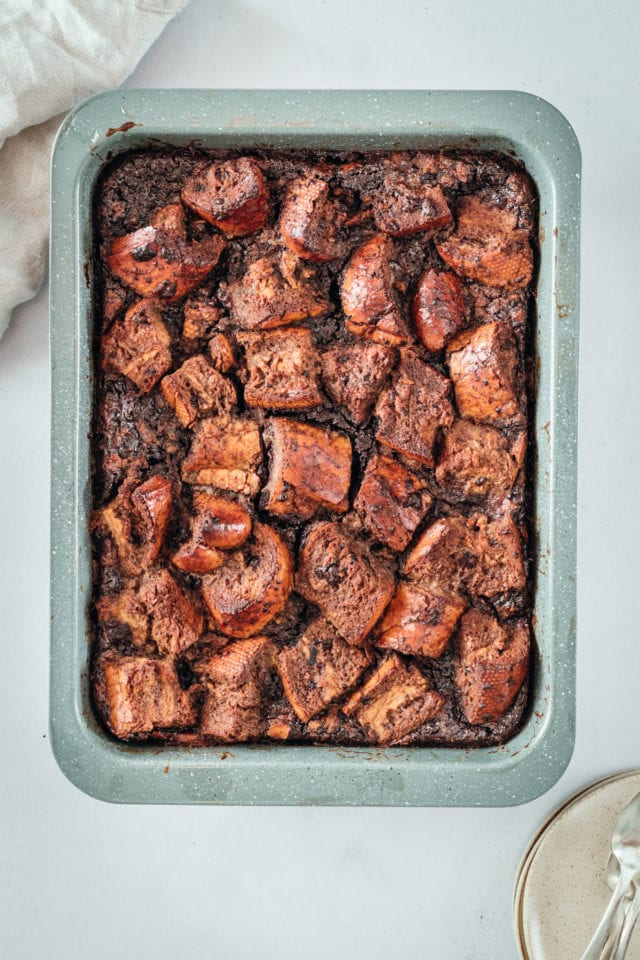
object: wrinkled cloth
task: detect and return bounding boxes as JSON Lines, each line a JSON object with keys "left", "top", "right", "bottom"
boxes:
{"left": 0, "top": 0, "right": 189, "bottom": 339}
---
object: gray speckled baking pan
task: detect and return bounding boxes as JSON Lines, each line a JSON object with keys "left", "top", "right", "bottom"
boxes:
{"left": 49, "top": 89, "right": 580, "bottom": 806}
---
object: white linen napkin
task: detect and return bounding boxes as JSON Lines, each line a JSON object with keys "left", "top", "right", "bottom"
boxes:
{"left": 0, "top": 0, "right": 190, "bottom": 340}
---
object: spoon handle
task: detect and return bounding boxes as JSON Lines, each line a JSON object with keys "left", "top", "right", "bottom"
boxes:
{"left": 580, "top": 870, "right": 635, "bottom": 960}
{"left": 598, "top": 899, "right": 631, "bottom": 960}
{"left": 613, "top": 885, "right": 640, "bottom": 959}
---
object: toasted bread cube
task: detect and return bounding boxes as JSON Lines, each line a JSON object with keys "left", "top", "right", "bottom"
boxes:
{"left": 130, "top": 475, "right": 173, "bottom": 564}
{"left": 454, "top": 610, "right": 530, "bottom": 724}
{"left": 296, "top": 521, "right": 395, "bottom": 645}
{"left": 192, "top": 636, "right": 275, "bottom": 740}
{"left": 354, "top": 453, "right": 433, "bottom": 552}
{"left": 96, "top": 588, "right": 149, "bottom": 648}
{"left": 181, "top": 158, "right": 269, "bottom": 237}
{"left": 102, "top": 299, "right": 171, "bottom": 393}
{"left": 412, "top": 268, "right": 466, "bottom": 352}
{"left": 181, "top": 417, "right": 263, "bottom": 496}
{"left": 99, "top": 654, "right": 197, "bottom": 738}
{"left": 320, "top": 340, "right": 395, "bottom": 424}
{"left": 435, "top": 419, "right": 519, "bottom": 503}
{"left": 202, "top": 522, "right": 293, "bottom": 638}
{"left": 92, "top": 475, "right": 173, "bottom": 575}
{"left": 375, "top": 348, "right": 454, "bottom": 465}
{"left": 226, "top": 253, "right": 330, "bottom": 330}
{"left": 404, "top": 511, "right": 526, "bottom": 619}
{"left": 404, "top": 516, "right": 476, "bottom": 595}
{"left": 277, "top": 618, "right": 372, "bottom": 722}
{"left": 435, "top": 195, "right": 533, "bottom": 290}
{"left": 262, "top": 419, "right": 352, "bottom": 519}
{"left": 468, "top": 513, "right": 527, "bottom": 613}
{"left": 182, "top": 299, "right": 223, "bottom": 340}
{"left": 446, "top": 321, "right": 522, "bottom": 426}
{"left": 468, "top": 281, "right": 528, "bottom": 330}
{"left": 106, "top": 203, "right": 226, "bottom": 301}
{"left": 160, "top": 355, "right": 236, "bottom": 428}
{"left": 91, "top": 478, "right": 141, "bottom": 576}
{"left": 139, "top": 569, "right": 204, "bottom": 656}
{"left": 150, "top": 202, "right": 187, "bottom": 236}
{"left": 208, "top": 333, "right": 235, "bottom": 373}
{"left": 103, "top": 279, "right": 129, "bottom": 325}
{"left": 341, "top": 235, "right": 407, "bottom": 345}
{"left": 376, "top": 582, "right": 465, "bottom": 658}
{"left": 280, "top": 175, "right": 350, "bottom": 261}
{"left": 238, "top": 328, "right": 322, "bottom": 410}
{"left": 343, "top": 655, "right": 445, "bottom": 744}
{"left": 371, "top": 157, "right": 452, "bottom": 237}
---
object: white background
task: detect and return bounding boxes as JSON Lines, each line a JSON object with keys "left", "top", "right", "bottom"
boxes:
{"left": 1, "top": 1, "right": 639, "bottom": 957}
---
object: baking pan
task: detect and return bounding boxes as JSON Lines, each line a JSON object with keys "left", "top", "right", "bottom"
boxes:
{"left": 50, "top": 89, "right": 580, "bottom": 806}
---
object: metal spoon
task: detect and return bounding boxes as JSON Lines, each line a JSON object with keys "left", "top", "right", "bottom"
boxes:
{"left": 600, "top": 855, "right": 635, "bottom": 960}
{"left": 579, "top": 791, "right": 640, "bottom": 960}
{"left": 616, "top": 882, "right": 640, "bottom": 959}
{"left": 606, "top": 855, "right": 640, "bottom": 959}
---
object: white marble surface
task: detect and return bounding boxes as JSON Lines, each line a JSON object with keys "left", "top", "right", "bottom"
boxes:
{"left": 1, "top": 1, "right": 639, "bottom": 957}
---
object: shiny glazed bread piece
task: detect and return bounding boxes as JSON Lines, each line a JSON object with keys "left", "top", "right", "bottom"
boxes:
{"left": 225, "top": 251, "right": 331, "bottom": 330}
{"left": 160, "top": 354, "right": 237, "bottom": 428}
{"left": 138, "top": 569, "right": 204, "bottom": 656}
{"left": 192, "top": 636, "right": 276, "bottom": 740}
{"left": 370, "top": 155, "right": 452, "bottom": 237}
{"left": 98, "top": 654, "right": 198, "bottom": 739}
{"left": 181, "top": 416, "right": 263, "bottom": 496}
{"left": 279, "top": 174, "right": 351, "bottom": 261}
{"left": 101, "top": 299, "right": 172, "bottom": 394}
{"left": 375, "top": 346, "right": 454, "bottom": 466}
{"left": 435, "top": 194, "right": 533, "bottom": 289}
{"left": 172, "top": 494, "right": 252, "bottom": 574}
{"left": 354, "top": 453, "right": 433, "bottom": 552}
{"left": 262, "top": 418, "right": 352, "bottom": 519}
{"left": 91, "top": 474, "right": 173, "bottom": 576}
{"left": 446, "top": 320, "right": 523, "bottom": 426}
{"left": 320, "top": 339, "right": 395, "bottom": 424}
{"left": 296, "top": 521, "right": 395, "bottom": 646}
{"left": 412, "top": 268, "right": 467, "bottom": 352}
{"left": 201, "top": 522, "right": 293, "bottom": 638}
{"left": 454, "top": 609, "right": 530, "bottom": 724}
{"left": 376, "top": 582, "right": 466, "bottom": 659}
{"left": 277, "top": 618, "right": 372, "bottom": 723}
{"left": 340, "top": 235, "right": 408, "bottom": 345}
{"left": 181, "top": 157, "right": 269, "bottom": 237}
{"left": 106, "top": 203, "right": 226, "bottom": 301}
{"left": 342, "top": 654, "right": 445, "bottom": 744}
{"left": 435, "top": 418, "right": 520, "bottom": 504}
{"left": 171, "top": 537, "right": 224, "bottom": 575}
{"left": 190, "top": 492, "right": 252, "bottom": 550}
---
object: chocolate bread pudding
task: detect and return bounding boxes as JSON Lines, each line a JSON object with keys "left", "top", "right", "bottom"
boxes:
{"left": 90, "top": 147, "right": 536, "bottom": 748}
